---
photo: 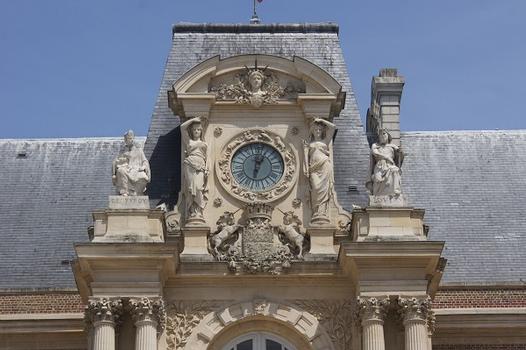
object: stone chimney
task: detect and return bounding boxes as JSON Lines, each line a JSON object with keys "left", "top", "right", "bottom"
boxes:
{"left": 366, "top": 68, "right": 405, "bottom": 146}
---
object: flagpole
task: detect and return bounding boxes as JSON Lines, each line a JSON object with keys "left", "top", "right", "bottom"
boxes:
{"left": 250, "top": 0, "right": 260, "bottom": 24}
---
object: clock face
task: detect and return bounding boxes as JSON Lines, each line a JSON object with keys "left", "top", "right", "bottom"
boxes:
{"left": 231, "top": 143, "right": 284, "bottom": 191}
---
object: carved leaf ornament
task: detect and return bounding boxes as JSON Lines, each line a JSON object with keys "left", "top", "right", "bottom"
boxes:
{"left": 215, "top": 129, "right": 297, "bottom": 203}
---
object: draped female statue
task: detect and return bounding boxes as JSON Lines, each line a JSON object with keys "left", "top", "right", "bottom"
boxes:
{"left": 181, "top": 116, "right": 209, "bottom": 223}
{"left": 366, "top": 128, "right": 404, "bottom": 197}
{"left": 112, "top": 130, "right": 150, "bottom": 196}
{"left": 303, "top": 118, "right": 336, "bottom": 224}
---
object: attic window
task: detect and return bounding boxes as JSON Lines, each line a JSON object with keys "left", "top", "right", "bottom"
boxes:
{"left": 16, "top": 151, "right": 27, "bottom": 159}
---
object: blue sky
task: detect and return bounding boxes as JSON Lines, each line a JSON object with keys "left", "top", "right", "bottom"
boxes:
{"left": 1, "top": 0, "right": 525, "bottom": 138}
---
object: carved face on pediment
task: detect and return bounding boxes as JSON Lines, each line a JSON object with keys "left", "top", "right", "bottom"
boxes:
{"left": 168, "top": 54, "right": 345, "bottom": 116}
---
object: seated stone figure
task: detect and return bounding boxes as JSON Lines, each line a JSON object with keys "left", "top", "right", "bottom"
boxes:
{"left": 112, "top": 130, "right": 150, "bottom": 196}
{"left": 366, "top": 128, "right": 404, "bottom": 197}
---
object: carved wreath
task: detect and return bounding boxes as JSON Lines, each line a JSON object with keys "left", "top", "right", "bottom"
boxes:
{"left": 215, "top": 129, "right": 297, "bottom": 203}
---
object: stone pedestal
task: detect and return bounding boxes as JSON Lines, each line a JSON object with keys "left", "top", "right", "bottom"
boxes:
{"left": 358, "top": 297, "right": 389, "bottom": 350}
{"left": 180, "top": 225, "right": 212, "bottom": 259}
{"left": 352, "top": 206, "right": 426, "bottom": 242}
{"left": 306, "top": 226, "right": 336, "bottom": 255}
{"left": 91, "top": 196, "right": 164, "bottom": 243}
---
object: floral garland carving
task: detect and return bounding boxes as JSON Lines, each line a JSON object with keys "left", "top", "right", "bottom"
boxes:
{"left": 294, "top": 299, "right": 354, "bottom": 350}
{"left": 215, "top": 129, "right": 297, "bottom": 203}
{"left": 165, "top": 301, "right": 224, "bottom": 350}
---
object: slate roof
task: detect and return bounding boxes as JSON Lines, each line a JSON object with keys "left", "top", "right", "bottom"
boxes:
{"left": 0, "top": 23, "right": 525, "bottom": 289}
{"left": 402, "top": 130, "right": 526, "bottom": 285}
{"left": 0, "top": 137, "right": 144, "bottom": 289}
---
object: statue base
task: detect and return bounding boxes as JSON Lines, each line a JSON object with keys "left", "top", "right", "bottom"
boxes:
{"left": 352, "top": 206, "right": 427, "bottom": 242}
{"left": 91, "top": 197, "right": 163, "bottom": 243}
{"left": 180, "top": 225, "right": 212, "bottom": 257}
{"left": 108, "top": 195, "right": 150, "bottom": 209}
{"left": 306, "top": 226, "right": 336, "bottom": 255}
{"left": 368, "top": 195, "right": 407, "bottom": 208}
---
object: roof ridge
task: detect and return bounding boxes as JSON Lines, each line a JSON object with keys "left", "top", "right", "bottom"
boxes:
{"left": 402, "top": 129, "right": 526, "bottom": 135}
{"left": 0, "top": 136, "right": 146, "bottom": 143}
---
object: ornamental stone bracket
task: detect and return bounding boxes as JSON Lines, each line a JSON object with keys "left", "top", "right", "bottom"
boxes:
{"left": 167, "top": 300, "right": 339, "bottom": 350}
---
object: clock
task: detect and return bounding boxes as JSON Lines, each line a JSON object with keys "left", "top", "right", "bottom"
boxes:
{"left": 231, "top": 143, "right": 284, "bottom": 191}
{"left": 216, "top": 129, "right": 297, "bottom": 203}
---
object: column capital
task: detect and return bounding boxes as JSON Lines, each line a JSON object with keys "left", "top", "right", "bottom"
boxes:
{"left": 398, "top": 296, "right": 432, "bottom": 325}
{"left": 129, "top": 297, "right": 166, "bottom": 334}
{"left": 85, "top": 298, "right": 123, "bottom": 326}
{"left": 357, "top": 296, "right": 390, "bottom": 325}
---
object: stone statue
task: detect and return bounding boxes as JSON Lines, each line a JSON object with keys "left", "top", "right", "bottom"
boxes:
{"left": 112, "top": 130, "right": 150, "bottom": 196}
{"left": 366, "top": 128, "right": 404, "bottom": 197}
{"left": 303, "top": 118, "right": 336, "bottom": 224}
{"left": 181, "top": 116, "right": 208, "bottom": 223}
{"left": 209, "top": 212, "right": 241, "bottom": 257}
{"left": 278, "top": 211, "right": 306, "bottom": 258}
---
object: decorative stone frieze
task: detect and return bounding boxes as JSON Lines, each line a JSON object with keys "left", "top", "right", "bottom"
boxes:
{"left": 165, "top": 301, "right": 225, "bottom": 350}
{"left": 129, "top": 297, "right": 166, "bottom": 334}
{"left": 294, "top": 299, "right": 354, "bottom": 350}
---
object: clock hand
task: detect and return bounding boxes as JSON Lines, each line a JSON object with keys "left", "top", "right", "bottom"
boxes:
{"left": 253, "top": 155, "right": 263, "bottom": 178}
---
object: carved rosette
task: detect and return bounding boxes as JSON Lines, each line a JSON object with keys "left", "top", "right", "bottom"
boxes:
{"left": 294, "top": 299, "right": 354, "bottom": 350}
{"left": 215, "top": 129, "right": 297, "bottom": 203}
{"left": 84, "top": 298, "right": 123, "bottom": 327}
{"left": 165, "top": 301, "right": 225, "bottom": 350}
{"left": 357, "top": 297, "right": 390, "bottom": 325}
{"left": 398, "top": 296, "right": 432, "bottom": 326}
{"left": 129, "top": 297, "right": 166, "bottom": 334}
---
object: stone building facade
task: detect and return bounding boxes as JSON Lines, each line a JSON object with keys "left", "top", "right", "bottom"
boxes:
{"left": 0, "top": 22, "right": 525, "bottom": 350}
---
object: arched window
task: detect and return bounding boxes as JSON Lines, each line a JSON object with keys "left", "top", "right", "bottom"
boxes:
{"left": 223, "top": 332, "right": 296, "bottom": 350}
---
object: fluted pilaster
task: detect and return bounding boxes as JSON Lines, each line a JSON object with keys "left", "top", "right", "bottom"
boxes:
{"left": 85, "top": 298, "right": 123, "bottom": 350}
{"left": 357, "top": 297, "right": 390, "bottom": 350}
{"left": 129, "top": 297, "right": 166, "bottom": 350}
{"left": 398, "top": 296, "right": 433, "bottom": 350}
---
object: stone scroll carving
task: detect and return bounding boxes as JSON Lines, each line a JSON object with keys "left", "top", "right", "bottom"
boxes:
{"left": 181, "top": 116, "right": 209, "bottom": 225}
{"left": 294, "top": 299, "right": 354, "bottom": 350}
{"left": 366, "top": 128, "right": 405, "bottom": 202}
{"left": 303, "top": 118, "right": 337, "bottom": 224}
{"left": 216, "top": 129, "right": 297, "bottom": 203}
{"left": 209, "top": 63, "right": 305, "bottom": 108}
{"left": 112, "top": 130, "right": 151, "bottom": 196}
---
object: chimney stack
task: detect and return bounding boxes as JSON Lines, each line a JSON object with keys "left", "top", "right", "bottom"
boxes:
{"left": 366, "top": 68, "right": 405, "bottom": 146}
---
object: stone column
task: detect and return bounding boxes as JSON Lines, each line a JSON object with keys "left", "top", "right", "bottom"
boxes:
{"left": 398, "top": 297, "right": 433, "bottom": 350}
{"left": 357, "top": 297, "right": 389, "bottom": 350}
{"left": 129, "top": 297, "right": 166, "bottom": 350}
{"left": 85, "top": 298, "right": 123, "bottom": 350}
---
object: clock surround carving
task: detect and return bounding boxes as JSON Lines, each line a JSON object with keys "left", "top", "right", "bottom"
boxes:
{"left": 216, "top": 129, "right": 297, "bottom": 203}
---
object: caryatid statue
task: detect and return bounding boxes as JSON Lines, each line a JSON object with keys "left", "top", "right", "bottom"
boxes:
{"left": 180, "top": 116, "right": 209, "bottom": 223}
{"left": 303, "top": 118, "right": 337, "bottom": 224}
{"left": 112, "top": 130, "right": 151, "bottom": 196}
{"left": 366, "top": 128, "right": 404, "bottom": 197}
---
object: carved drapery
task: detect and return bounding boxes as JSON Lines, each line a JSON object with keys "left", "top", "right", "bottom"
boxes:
{"left": 294, "top": 299, "right": 354, "bottom": 350}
